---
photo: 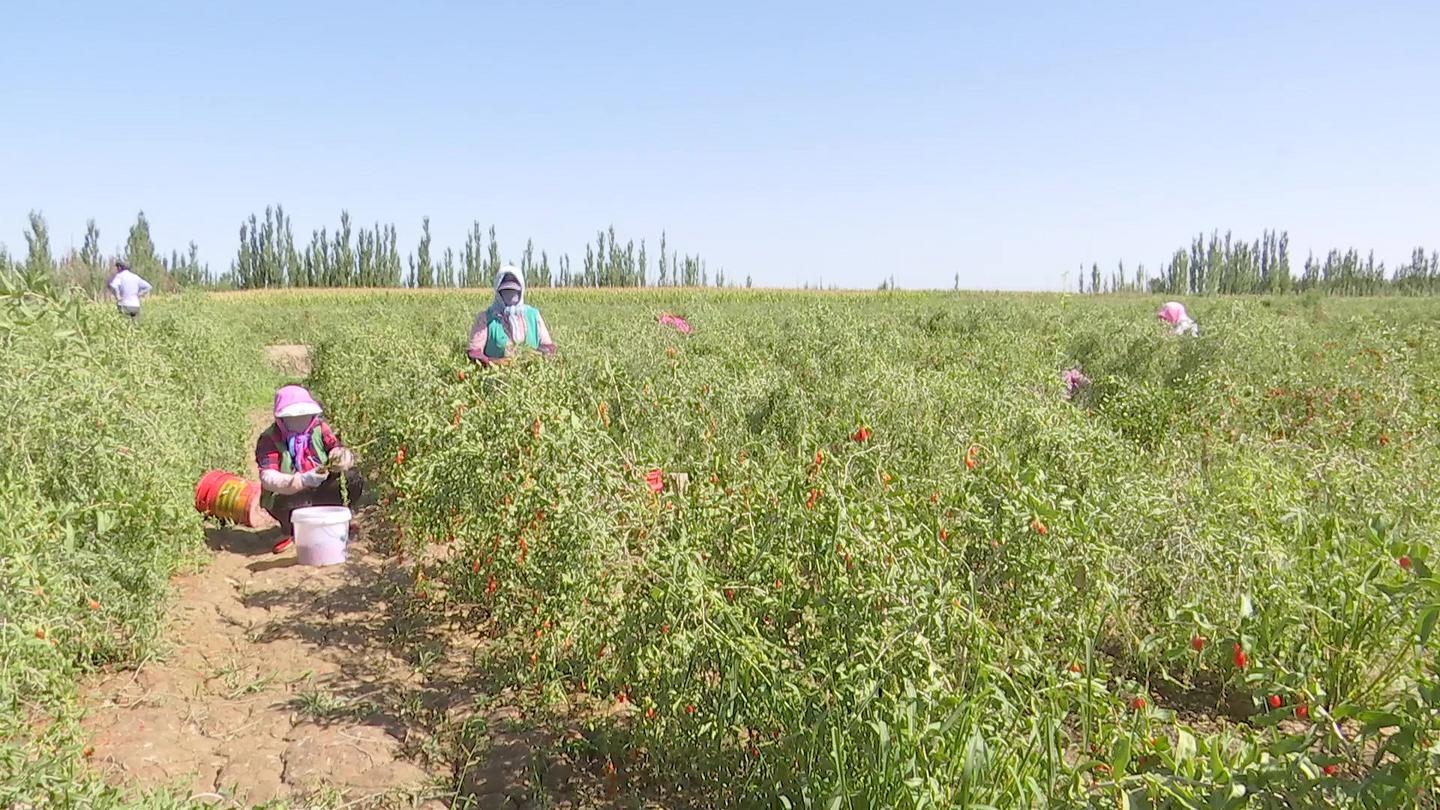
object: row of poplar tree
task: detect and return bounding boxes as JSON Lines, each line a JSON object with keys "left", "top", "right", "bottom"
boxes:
{"left": 10, "top": 212, "right": 1436, "bottom": 296}
{"left": 2, "top": 208, "right": 731, "bottom": 294}
{"left": 1079, "top": 229, "right": 1440, "bottom": 296}
{"left": 227, "top": 206, "right": 728, "bottom": 289}
{"left": 2, "top": 211, "right": 207, "bottom": 296}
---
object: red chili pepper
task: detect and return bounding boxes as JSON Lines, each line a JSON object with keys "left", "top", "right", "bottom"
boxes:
{"left": 1399, "top": 556, "right": 1413, "bottom": 570}
{"left": 1190, "top": 636, "right": 1206, "bottom": 651}
{"left": 1030, "top": 518, "right": 1047, "bottom": 535}
{"left": 1268, "top": 695, "right": 1283, "bottom": 709}
{"left": 685, "top": 704, "right": 696, "bottom": 715}
{"left": 645, "top": 469, "right": 664, "bottom": 494}
{"left": 851, "top": 426, "right": 872, "bottom": 443}
{"left": 1130, "top": 696, "right": 1147, "bottom": 710}
{"left": 1322, "top": 764, "right": 1337, "bottom": 776}
{"left": 1068, "top": 662, "right": 1082, "bottom": 673}
{"left": 395, "top": 446, "right": 406, "bottom": 465}
{"left": 1233, "top": 644, "right": 1248, "bottom": 669}
{"left": 1295, "top": 704, "right": 1310, "bottom": 720}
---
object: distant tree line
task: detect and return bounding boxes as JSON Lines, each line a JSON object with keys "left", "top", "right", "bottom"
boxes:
{"left": 1, "top": 208, "right": 725, "bottom": 294}
{"left": 0, "top": 210, "right": 208, "bottom": 297}
{"left": 1079, "top": 229, "right": 1440, "bottom": 296}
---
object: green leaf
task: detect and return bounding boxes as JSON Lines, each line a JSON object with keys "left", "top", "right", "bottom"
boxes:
{"left": 1358, "top": 711, "right": 1403, "bottom": 732}
{"left": 1176, "top": 728, "right": 1196, "bottom": 763}
{"left": 1419, "top": 604, "right": 1439, "bottom": 645}
{"left": 1112, "top": 735, "right": 1132, "bottom": 775}
{"left": 1209, "top": 744, "right": 1229, "bottom": 781}
{"left": 962, "top": 730, "right": 989, "bottom": 782}
{"left": 871, "top": 720, "right": 890, "bottom": 753}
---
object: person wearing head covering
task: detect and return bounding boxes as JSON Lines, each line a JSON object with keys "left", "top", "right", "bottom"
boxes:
{"left": 107, "top": 261, "right": 153, "bottom": 320}
{"left": 255, "top": 385, "right": 363, "bottom": 554}
{"left": 1061, "top": 366, "right": 1090, "bottom": 400}
{"left": 1156, "top": 301, "right": 1199, "bottom": 337}
{"left": 466, "top": 266, "right": 557, "bottom": 364}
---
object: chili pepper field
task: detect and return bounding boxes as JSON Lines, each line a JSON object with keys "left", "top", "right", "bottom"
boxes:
{"left": 5, "top": 281, "right": 1440, "bottom": 808}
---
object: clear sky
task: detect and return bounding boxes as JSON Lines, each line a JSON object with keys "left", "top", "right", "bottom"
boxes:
{"left": 2, "top": 1, "right": 1437, "bottom": 290}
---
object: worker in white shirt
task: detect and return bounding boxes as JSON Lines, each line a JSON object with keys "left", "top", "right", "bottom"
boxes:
{"left": 108, "top": 261, "right": 153, "bottom": 320}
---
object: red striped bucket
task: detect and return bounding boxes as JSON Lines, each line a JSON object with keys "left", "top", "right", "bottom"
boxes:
{"left": 194, "top": 470, "right": 262, "bottom": 526}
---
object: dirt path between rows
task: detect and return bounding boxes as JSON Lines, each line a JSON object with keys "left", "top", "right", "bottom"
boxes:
{"left": 81, "top": 345, "right": 610, "bottom": 809}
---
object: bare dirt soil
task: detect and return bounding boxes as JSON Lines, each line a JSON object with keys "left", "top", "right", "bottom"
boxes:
{"left": 264, "top": 345, "right": 313, "bottom": 379}
{"left": 82, "top": 514, "right": 443, "bottom": 807}
{"left": 81, "top": 345, "right": 623, "bottom": 809}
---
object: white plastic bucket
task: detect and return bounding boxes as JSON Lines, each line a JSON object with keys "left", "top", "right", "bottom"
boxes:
{"left": 291, "top": 506, "right": 351, "bottom": 566}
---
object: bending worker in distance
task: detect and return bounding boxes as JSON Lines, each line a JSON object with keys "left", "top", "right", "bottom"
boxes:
{"left": 256, "top": 385, "right": 364, "bottom": 554}
{"left": 1157, "top": 301, "right": 1200, "bottom": 337}
{"left": 467, "top": 265, "right": 557, "bottom": 364}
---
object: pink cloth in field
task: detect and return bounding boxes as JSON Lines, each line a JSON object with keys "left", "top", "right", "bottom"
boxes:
{"left": 659, "top": 313, "right": 693, "bottom": 333}
{"left": 1157, "top": 301, "right": 1188, "bottom": 325}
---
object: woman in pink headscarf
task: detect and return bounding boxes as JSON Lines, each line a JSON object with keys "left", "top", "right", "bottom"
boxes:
{"left": 1157, "top": 301, "right": 1199, "bottom": 337}
{"left": 255, "top": 385, "right": 363, "bottom": 554}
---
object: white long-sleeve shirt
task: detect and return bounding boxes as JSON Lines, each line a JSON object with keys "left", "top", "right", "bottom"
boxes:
{"left": 108, "top": 270, "right": 152, "bottom": 307}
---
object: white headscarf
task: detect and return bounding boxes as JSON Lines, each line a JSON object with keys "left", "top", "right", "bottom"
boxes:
{"left": 491, "top": 266, "right": 526, "bottom": 342}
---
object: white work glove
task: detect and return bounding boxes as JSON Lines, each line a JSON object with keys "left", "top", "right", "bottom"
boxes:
{"left": 298, "top": 469, "right": 328, "bottom": 489}
{"left": 330, "top": 447, "right": 356, "bottom": 471}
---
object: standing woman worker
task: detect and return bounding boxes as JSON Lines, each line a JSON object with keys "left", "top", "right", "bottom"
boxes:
{"left": 108, "top": 261, "right": 152, "bottom": 320}
{"left": 467, "top": 266, "right": 557, "bottom": 364}
{"left": 256, "top": 385, "right": 364, "bottom": 554}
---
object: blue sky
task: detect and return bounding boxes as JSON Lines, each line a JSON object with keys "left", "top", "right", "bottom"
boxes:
{"left": 2, "top": 1, "right": 1437, "bottom": 290}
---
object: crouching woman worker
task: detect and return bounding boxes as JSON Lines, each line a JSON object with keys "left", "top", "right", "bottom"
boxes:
{"left": 466, "top": 266, "right": 556, "bottom": 364}
{"left": 256, "top": 385, "right": 364, "bottom": 554}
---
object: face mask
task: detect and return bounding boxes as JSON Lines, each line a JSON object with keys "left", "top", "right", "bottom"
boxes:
{"left": 500, "top": 289, "right": 521, "bottom": 307}
{"left": 280, "top": 415, "right": 314, "bottom": 434}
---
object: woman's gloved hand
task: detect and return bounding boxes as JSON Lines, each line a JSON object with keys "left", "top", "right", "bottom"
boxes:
{"left": 298, "top": 469, "right": 329, "bottom": 489}
{"left": 330, "top": 447, "right": 356, "bottom": 471}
